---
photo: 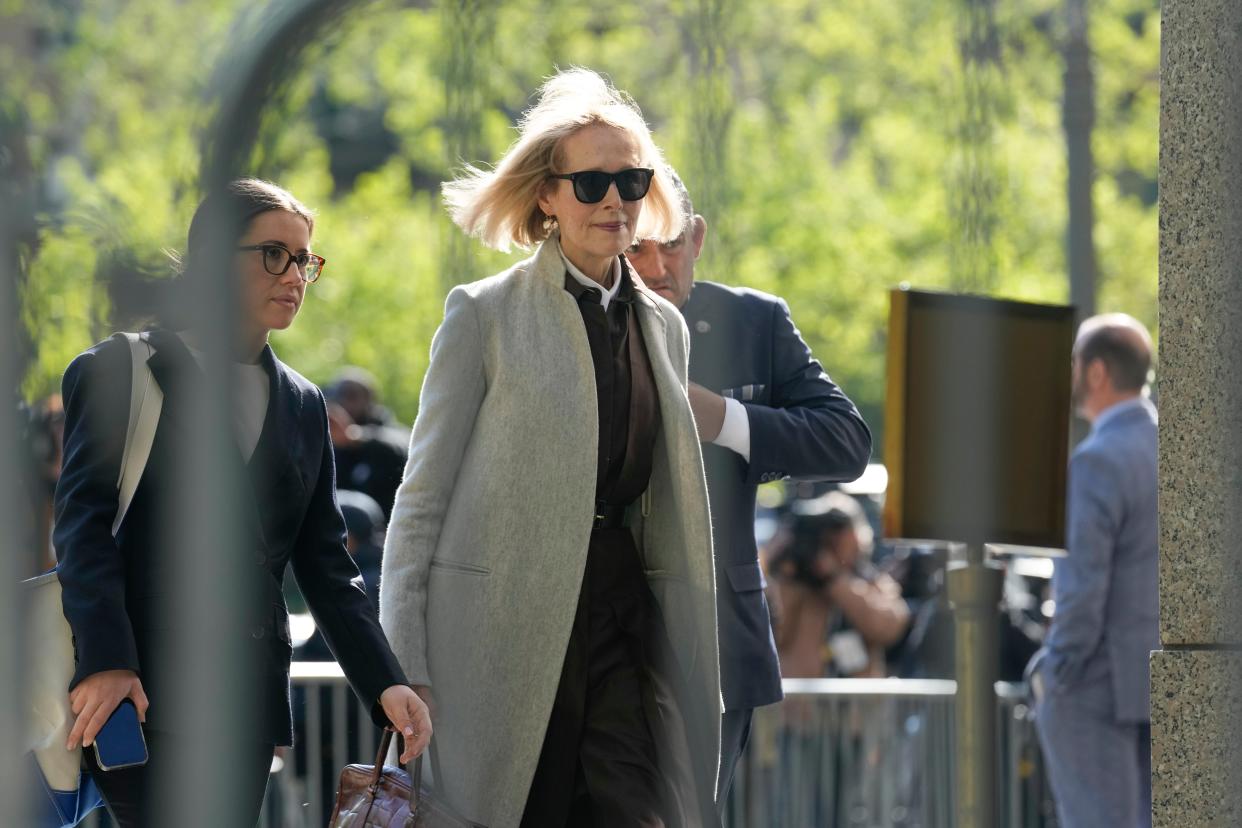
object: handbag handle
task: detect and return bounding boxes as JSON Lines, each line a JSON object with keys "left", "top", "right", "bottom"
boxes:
{"left": 370, "top": 729, "right": 423, "bottom": 816}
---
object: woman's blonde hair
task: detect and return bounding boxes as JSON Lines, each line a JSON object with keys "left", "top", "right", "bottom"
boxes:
{"left": 442, "top": 68, "right": 684, "bottom": 252}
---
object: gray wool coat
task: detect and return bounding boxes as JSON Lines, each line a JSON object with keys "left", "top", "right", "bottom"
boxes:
{"left": 379, "top": 236, "right": 722, "bottom": 828}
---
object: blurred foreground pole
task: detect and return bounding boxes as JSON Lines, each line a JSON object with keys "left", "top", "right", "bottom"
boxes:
{"left": 0, "top": 148, "right": 30, "bottom": 828}
{"left": 947, "top": 544, "right": 1003, "bottom": 828}
{"left": 153, "top": 1, "right": 354, "bottom": 825}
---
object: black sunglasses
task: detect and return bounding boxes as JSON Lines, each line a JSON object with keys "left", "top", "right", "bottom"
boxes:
{"left": 236, "top": 244, "right": 326, "bottom": 283}
{"left": 550, "top": 167, "right": 654, "bottom": 204}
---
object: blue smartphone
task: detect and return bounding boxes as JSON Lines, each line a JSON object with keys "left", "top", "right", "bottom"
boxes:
{"left": 93, "top": 699, "right": 148, "bottom": 771}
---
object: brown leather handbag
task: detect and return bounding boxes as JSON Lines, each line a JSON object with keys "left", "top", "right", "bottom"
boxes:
{"left": 329, "top": 729, "right": 478, "bottom": 827}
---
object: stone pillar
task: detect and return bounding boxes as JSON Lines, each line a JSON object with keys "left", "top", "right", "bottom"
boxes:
{"left": 1153, "top": 1, "right": 1242, "bottom": 825}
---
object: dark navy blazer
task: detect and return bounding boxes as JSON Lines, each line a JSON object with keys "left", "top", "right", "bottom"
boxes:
{"left": 53, "top": 329, "right": 407, "bottom": 746}
{"left": 682, "top": 282, "right": 872, "bottom": 711}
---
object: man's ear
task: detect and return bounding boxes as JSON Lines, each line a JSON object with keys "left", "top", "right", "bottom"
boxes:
{"left": 690, "top": 215, "right": 708, "bottom": 259}
{"left": 1087, "top": 357, "right": 1110, "bottom": 391}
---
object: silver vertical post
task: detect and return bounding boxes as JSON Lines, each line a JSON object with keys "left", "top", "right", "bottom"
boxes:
{"left": 946, "top": 542, "right": 1004, "bottom": 828}
{"left": 152, "top": 3, "right": 358, "bottom": 825}
{"left": 0, "top": 162, "right": 31, "bottom": 828}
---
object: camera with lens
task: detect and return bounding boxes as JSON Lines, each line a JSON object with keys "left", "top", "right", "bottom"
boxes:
{"left": 767, "top": 502, "right": 856, "bottom": 590}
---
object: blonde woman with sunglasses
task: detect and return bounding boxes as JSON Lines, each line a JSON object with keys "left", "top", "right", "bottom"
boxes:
{"left": 380, "top": 69, "right": 722, "bottom": 827}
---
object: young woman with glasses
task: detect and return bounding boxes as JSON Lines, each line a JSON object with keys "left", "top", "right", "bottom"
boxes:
{"left": 380, "top": 69, "right": 722, "bottom": 827}
{"left": 53, "top": 179, "right": 430, "bottom": 826}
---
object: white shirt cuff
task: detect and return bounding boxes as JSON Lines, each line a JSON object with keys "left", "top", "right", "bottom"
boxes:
{"left": 712, "top": 396, "right": 751, "bottom": 463}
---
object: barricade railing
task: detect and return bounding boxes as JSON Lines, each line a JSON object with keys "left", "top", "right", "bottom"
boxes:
{"left": 726, "top": 678, "right": 1055, "bottom": 827}
{"left": 82, "top": 668, "right": 1055, "bottom": 827}
{"left": 726, "top": 678, "right": 957, "bottom": 827}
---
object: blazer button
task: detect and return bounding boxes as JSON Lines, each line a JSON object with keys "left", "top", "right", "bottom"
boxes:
{"left": 251, "top": 626, "right": 266, "bottom": 640}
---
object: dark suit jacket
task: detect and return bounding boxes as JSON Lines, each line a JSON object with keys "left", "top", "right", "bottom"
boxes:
{"left": 683, "top": 282, "right": 872, "bottom": 710}
{"left": 53, "top": 329, "right": 407, "bottom": 746}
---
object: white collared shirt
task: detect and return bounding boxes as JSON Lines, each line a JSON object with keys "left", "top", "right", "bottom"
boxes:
{"left": 559, "top": 244, "right": 623, "bottom": 312}
{"left": 714, "top": 397, "right": 752, "bottom": 463}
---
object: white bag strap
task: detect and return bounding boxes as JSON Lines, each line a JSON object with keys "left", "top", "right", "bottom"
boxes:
{"left": 112, "top": 332, "right": 163, "bottom": 537}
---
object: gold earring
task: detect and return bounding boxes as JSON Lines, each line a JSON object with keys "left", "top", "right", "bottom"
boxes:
{"left": 542, "top": 213, "right": 557, "bottom": 233}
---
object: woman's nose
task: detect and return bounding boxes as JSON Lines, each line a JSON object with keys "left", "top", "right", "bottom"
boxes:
{"left": 279, "top": 265, "right": 306, "bottom": 286}
{"left": 600, "top": 180, "right": 622, "bottom": 207}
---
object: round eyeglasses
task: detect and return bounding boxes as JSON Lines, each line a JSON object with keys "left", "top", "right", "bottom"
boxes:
{"left": 236, "top": 244, "right": 326, "bottom": 283}
{"left": 550, "top": 168, "right": 654, "bottom": 204}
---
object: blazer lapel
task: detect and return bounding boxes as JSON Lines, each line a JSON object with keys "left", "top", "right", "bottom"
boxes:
{"left": 630, "top": 284, "right": 675, "bottom": 401}
{"left": 529, "top": 232, "right": 606, "bottom": 398}
{"left": 143, "top": 331, "right": 303, "bottom": 552}
{"left": 247, "top": 345, "right": 302, "bottom": 472}
{"left": 246, "top": 347, "right": 308, "bottom": 550}
{"left": 143, "top": 328, "right": 204, "bottom": 441}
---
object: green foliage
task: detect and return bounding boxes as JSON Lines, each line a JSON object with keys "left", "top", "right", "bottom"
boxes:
{"left": 6, "top": 0, "right": 1159, "bottom": 448}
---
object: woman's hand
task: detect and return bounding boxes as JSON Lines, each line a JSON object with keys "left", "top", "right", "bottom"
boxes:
{"left": 67, "top": 669, "right": 148, "bottom": 750}
{"left": 379, "top": 685, "right": 433, "bottom": 763}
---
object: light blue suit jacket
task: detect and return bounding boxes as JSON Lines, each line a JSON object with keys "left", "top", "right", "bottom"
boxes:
{"left": 1038, "top": 397, "right": 1159, "bottom": 723}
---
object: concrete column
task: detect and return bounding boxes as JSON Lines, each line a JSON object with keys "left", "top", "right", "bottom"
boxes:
{"left": 1153, "top": 1, "right": 1242, "bottom": 824}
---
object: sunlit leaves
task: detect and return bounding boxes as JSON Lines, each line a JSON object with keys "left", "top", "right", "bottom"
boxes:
{"left": 10, "top": 0, "right": 1160, "bottom": 440}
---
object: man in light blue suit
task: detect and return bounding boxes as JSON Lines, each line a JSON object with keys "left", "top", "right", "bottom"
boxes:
{"left": 1029, "top": 313, "right": 1159, "bottom": 828}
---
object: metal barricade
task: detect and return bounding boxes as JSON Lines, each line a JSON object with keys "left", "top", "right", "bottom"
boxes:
{"left": 259, "top": 663, "right": 383, "bottom": 828}
{"left": 84, "top": 669, "right": 1054, "bottom": 827}
{"left": 727, "top": 678, "right": 1056, "bottom": 828}
{"left": 726, "top": 679, "right": 957, "bottom": 828}
{"left": 996, "top": 681, "right": 1057, "bottom": 828}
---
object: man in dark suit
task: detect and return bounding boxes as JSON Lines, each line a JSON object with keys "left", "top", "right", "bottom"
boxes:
{"left": 626, "top": 170, "right": 873, "bottom": 807}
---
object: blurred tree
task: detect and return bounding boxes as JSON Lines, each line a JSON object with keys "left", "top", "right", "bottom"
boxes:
{"left": 441, "top": 0, "right": 497, "bottom": 293}
{"left": 1064, "top": 0, "right": 1098, "bottom": 321}
{"left": 3, "top": 0, "right": 1160, "bottom": 453}
{"left": 950, "top": 0, "right": 1005, "bottom": 294}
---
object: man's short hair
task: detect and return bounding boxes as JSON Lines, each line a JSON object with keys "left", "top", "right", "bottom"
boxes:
{"left": 326, "top": 366, "right": 379, "bottom": 401}
{"left": 1074, "top": 313, "right": 1153, "bottom": 392}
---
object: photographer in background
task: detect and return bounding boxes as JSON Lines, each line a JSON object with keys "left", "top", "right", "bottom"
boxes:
{"left": 767, "top": 491, "right": 910, "bottom": 678}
